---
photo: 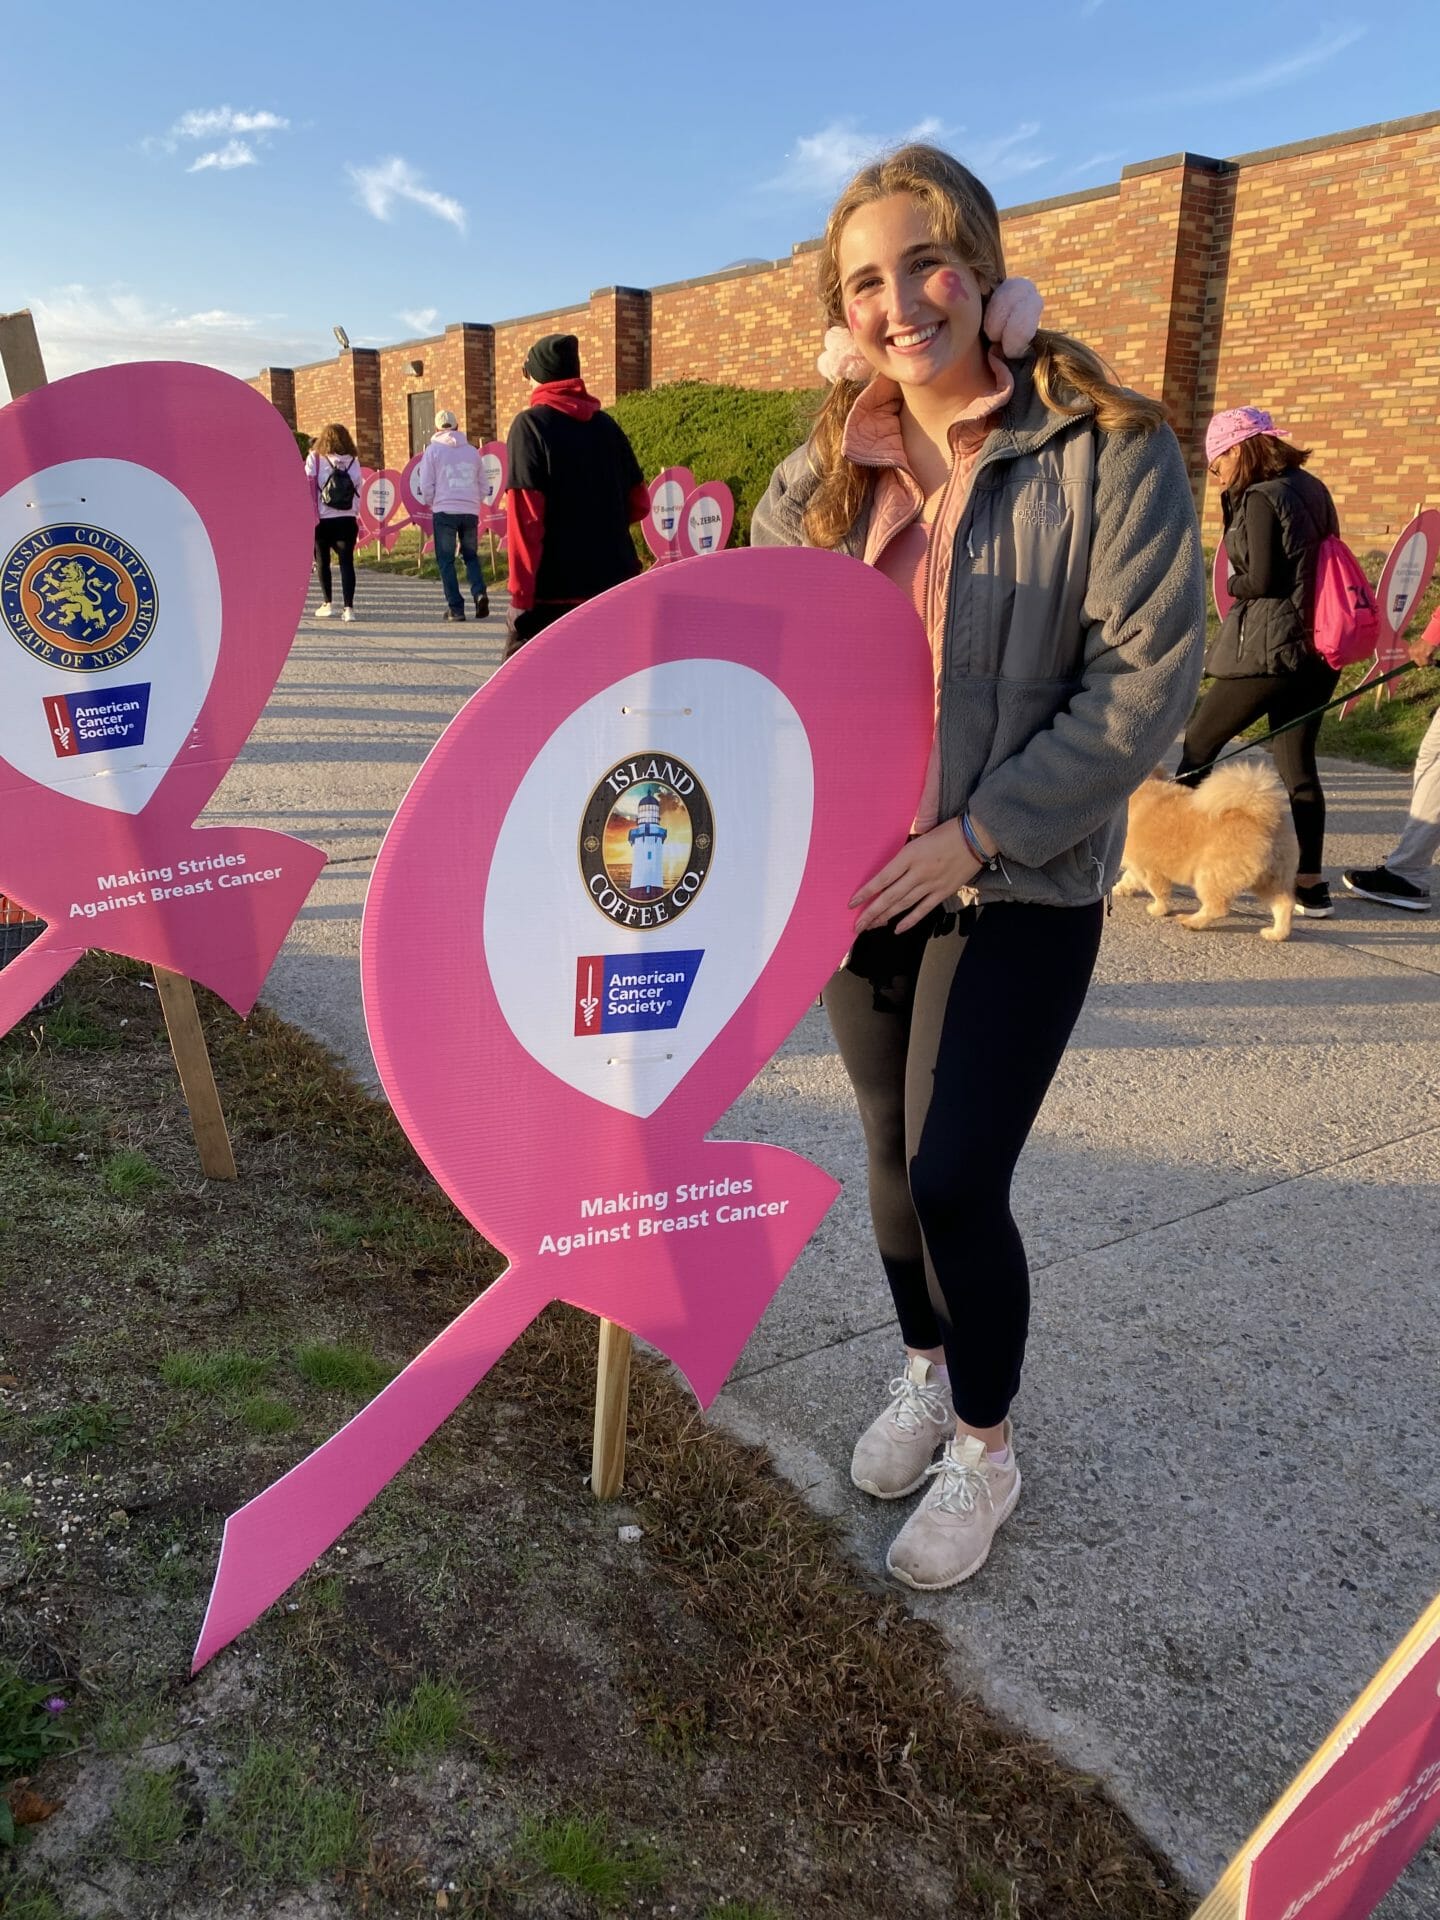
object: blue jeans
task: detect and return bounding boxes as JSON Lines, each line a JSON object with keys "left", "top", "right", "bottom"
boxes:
{"left": 432, "top": 512, "right": 487, "bottom": 614}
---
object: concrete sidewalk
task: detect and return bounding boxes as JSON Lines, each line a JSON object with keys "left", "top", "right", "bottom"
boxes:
{"left": 207, "top": 570, "right": 1440, "bottom": 1914}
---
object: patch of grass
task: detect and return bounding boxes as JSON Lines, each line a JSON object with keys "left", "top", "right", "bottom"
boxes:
{"left": 28, "top": 1401, "right": 129, "bottom": 1464}
{"left": 34, "top": 1003, "right": 122, "bottom": 1052}
{"left": 100, "top": 1149, "right": 168, "bottom": 1198}
{"left": 0, "top": 1063, "right": 82, "bottom": 1147}
{"left": 517, "top": 1813, "right": 663, "bottom": 1909}
{"left": 91, "top": 1692, "right": 166, "bottom": 1756}
{"left": 159, "top": 1349, "right": 273, "bottom": 1399}
{"left": 111, "top": 1765, "right": 189, "bottom": 1864}
{"left": 0, "top": 1492, "right": 32, "bottom": 1522}
{"left": 377, "top": 1677, "right": 468, "bottom": 1765}
{"left": 0, "top": 1885, "right": 68, "bottom": 1920}
{"left": 966, "top": 1857, "right": 1021, "bottom": 1917}
{"left": 293, "top": 1343, "right": 394, "bottom": 1397}
{"left": 239, "top": 1395, "right": 297, "bottom": 1435}
{"left": 213, "top": 1742, "right": 365, "bottom": 1885}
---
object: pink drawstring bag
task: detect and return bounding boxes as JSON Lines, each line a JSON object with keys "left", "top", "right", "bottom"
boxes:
{"left": 1311, "top": 536, "right": 1380, "bottom": 667}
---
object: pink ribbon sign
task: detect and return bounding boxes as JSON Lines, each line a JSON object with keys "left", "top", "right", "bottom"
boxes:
{"left": 1340, "top": 507, "right": 1439, "bottom": 718}
{"left": 643, "top": 465, "right": 695, "bottom": 565}
{"left": 192, "top": 545, "right": 932, "bottom": 1668}
{"left": 398, "top": 451, "right": 433, "bottom": 539}
{"left": 682, "top": 481, "right": 735, "bottom": 557}
{"left": 1236, "top": 1599, "right": 1440, "bottom": 1920}
{"left": 356, "top": 467, "right": 402, "bottom": 545}
{"left": 0, "top": 362, "right": 325, "bottom": 1032}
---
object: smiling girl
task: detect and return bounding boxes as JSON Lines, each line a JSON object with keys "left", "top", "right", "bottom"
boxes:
{"left": 753, "top": 145, "right": 1205, "bottom": 1591}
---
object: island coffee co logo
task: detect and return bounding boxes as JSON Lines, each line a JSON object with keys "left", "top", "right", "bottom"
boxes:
{"left": 2, "top": 525, "right": 159, "bottom": 674}
{"left": 578, "top": 754, "right": 714, "bottom": 930}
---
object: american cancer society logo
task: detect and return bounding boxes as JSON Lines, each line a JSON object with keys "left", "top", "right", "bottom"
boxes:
{"left": 43, "top": 682, "right": 151, "bottom": 758}
{"left": 574, "top": 950, "right": 703, "bottom": 1036}
{"left": 578, "top": 754, "right": 714, "bottom": 929}
{"left": 2, "top": 525, "right": 158, "bottom": 674}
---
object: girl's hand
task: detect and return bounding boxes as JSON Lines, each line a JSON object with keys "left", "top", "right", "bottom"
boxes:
{"left": 849, "top": 818, "right": 982, "bottom": 934}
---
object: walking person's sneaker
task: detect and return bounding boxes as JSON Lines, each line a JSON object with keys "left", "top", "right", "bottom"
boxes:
{"left": 474, "top": 593, "right": 490, "bottom": 620}
{"left": 850, "top": 1356, "right": 954, "bottom": 1499}
{"left": 1294, "top": 881, "right": 1333, "bottom": 917}
{"left": 886, "top": 1426, "right": 1020, "bottom": 1591}
{"left": 443, "top": 608, "right": 466, "bottom": 623}
{"left": 341, "top": 607, "right": 357, "bottom": 623}
{"left": 314, "top": 602, "right": 333, "bottom": 619}
{"left": 1342, "top": 866, "right": 1431, "bottom": 912}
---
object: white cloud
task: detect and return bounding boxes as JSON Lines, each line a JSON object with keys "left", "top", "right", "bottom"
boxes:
{"left": 188, "top": 140, "right": 259, "bottom": 173}
{"left": 351, "top": 157, "right": 466, "bottom": 233}
{"left": 174, "top": 106, "right": 288, "bottom": 139}
{"left": 400, "top": 306, "right": 440, "bottom": 333}
{"left": 958, "top": 122, "right": 1056, "bottom": 184}
{"left": 1065, "top": 148, "right": 1126, "bottom": 180}
{"left": 766, "top": 116, "right": 1054, "bottom": 200}
{"left": 1152, "top": 24, "right": 1366, "bottom": 106}
{"left": 764, "top": 117, "right": 949, "bottom": 198}
{"left": 147, "top": 105, "right": 289, "bottom": 167}
{"left": 19, "top": 286, "right": 323, "bottom": 382}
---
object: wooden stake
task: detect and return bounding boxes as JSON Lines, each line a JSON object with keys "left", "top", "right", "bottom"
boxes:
{"left": 1, "top": 309, "right": 237, "bottom": 1181}
{"left": 151, "top": 967, "right": 237, "bottom": 1179}
{"left": 590, "top": 1318, "right": 633, "bottom": 1499}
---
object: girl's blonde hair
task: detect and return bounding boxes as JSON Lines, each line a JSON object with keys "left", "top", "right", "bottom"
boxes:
{"left": 805, "top": 144, "right": 1166, "bottom": 549}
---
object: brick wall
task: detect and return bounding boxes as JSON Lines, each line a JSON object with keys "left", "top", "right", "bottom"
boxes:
{"left": 251, "top": 112, "right": 1439, "bottom": 541}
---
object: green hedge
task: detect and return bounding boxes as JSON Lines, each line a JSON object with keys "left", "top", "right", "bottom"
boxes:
{"left": 607, "top": 381, "right": 820, "bottom": 546}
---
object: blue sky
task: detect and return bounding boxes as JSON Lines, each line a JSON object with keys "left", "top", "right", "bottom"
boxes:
{"left": 3, "top": 0, "right": 1435, "bottom": 384}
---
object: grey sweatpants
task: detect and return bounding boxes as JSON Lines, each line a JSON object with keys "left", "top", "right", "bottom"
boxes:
{"left": 1386, "top": 706, "right": 1440, "bottom": 891}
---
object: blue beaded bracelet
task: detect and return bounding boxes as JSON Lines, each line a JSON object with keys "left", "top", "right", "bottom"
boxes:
{"left": 961, "top": 812, "right": 1000, "bottom": 871}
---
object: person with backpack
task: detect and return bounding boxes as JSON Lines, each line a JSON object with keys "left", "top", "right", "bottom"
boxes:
{"left": 304, "top": 423, "right": 362, "bottom": 622}
{"left": 1175, "top": 407, "right": 1359, "bottom": 916}
{"left": 411, "top": 408, "right": 490, "bottom": 623}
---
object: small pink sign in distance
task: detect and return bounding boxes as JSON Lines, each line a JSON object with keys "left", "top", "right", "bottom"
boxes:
{"left": 643, "top": 465, "right": 695, "bottom": 564}
{"left": 681, "top": 480, "right": 735, "bottom": 557}
{"left": 1340, "top": 507, "right": 1439, "bottom": 716}
{"left": 357, "top": 468, "right": 402, "bottom": 544}
{"left": 0, "top": 362, "right": 326, "bottom": 1033}
{"left": 398, "top": 450, "right": 432, "bottom": 537}
{"left": 192, "top": 545, "right": 934, "bottom": 1667}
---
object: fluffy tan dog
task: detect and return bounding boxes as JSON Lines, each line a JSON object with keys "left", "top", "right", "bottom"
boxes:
{"left": 1115, "top": 761, "right": 1300, "bottom": 940}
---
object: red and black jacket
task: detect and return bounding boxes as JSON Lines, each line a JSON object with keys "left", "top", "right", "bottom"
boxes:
{"left": 505, "top": 380, "right": 648, "bottom": 610}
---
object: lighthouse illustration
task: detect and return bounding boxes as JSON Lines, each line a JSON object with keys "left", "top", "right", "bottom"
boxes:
{"left": 627, "top": 785, "right": 668, "bottom": 897}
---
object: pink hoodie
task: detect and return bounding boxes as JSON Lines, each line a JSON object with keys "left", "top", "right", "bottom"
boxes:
{"left": 412, "top": 428, "right": 485, "bottom": 515}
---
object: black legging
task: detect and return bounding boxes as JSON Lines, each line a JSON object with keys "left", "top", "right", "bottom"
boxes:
{"left": 314, "top": 516, "right": 358, "bottom": 609}
{"left": 1175, "top": 657, "right": 1339, "bottom": 871}
{"left": 824, "top": 899, "right": 1103, "bottom": 1429}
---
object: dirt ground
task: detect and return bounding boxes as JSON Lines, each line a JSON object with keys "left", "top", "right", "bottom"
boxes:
{"left": 1, "top": 958, "right": 1192, "bottom": 1919}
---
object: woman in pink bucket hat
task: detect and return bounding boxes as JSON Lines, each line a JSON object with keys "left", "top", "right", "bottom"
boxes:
{"left": 1174, "top": 406, "right": 1346, "bottom": 915}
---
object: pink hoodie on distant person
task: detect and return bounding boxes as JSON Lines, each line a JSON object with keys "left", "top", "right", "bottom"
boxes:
{"left": 412, "top": 428, "right": 484, "bottom": 515}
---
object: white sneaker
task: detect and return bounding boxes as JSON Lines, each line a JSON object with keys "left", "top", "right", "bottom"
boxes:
{"left": 341, "top": 607, "right": 357, "bottom": 623}
{"left": 850, "top": 1357, "right": 954, "bottom": 1499}
{"left": 885, "top": 1427, "right": 1020, "bottom": 1590}
{"left": 314, "top": 603, "right": 333, "bottom": 619}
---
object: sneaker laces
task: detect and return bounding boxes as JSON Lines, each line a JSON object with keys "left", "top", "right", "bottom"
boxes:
{"left": 884, "top": 1373, "right": 951, "bottom": 1437}
{"left": 925, "top": 1447, "right": 992, "bottom": 1516}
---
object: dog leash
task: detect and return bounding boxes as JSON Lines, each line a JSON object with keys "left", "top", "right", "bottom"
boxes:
{"left": 1174, "top": 660, "right": 1426, "bottom": 783}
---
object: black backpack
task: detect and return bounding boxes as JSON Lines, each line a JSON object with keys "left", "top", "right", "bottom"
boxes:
{"left": 319, "top": 456, "right": 357, "bottom": 512}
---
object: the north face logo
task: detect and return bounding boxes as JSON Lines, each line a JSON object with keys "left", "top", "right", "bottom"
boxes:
{"left": 1013, "top": 495, "right": 1067, "bottom": 529}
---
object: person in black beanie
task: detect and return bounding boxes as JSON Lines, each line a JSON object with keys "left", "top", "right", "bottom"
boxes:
{"left": 503, "top": 333, "right": 649, "bottom": 659}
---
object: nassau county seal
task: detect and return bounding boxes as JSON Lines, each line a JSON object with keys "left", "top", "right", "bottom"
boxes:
{"left": 2, "top": 524, "right": 158, "bottom": 674}
{"left": 579, "top": 754, "right": 714, "bottom": 929}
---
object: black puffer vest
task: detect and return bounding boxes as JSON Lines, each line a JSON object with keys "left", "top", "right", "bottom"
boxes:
{"left": 1206, "top": 467, "right": 1338, "bottom": 677}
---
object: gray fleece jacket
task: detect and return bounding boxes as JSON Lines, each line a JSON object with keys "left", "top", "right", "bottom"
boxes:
{"left": 751, "top": 355, "right": 1207, "bottom": 907}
